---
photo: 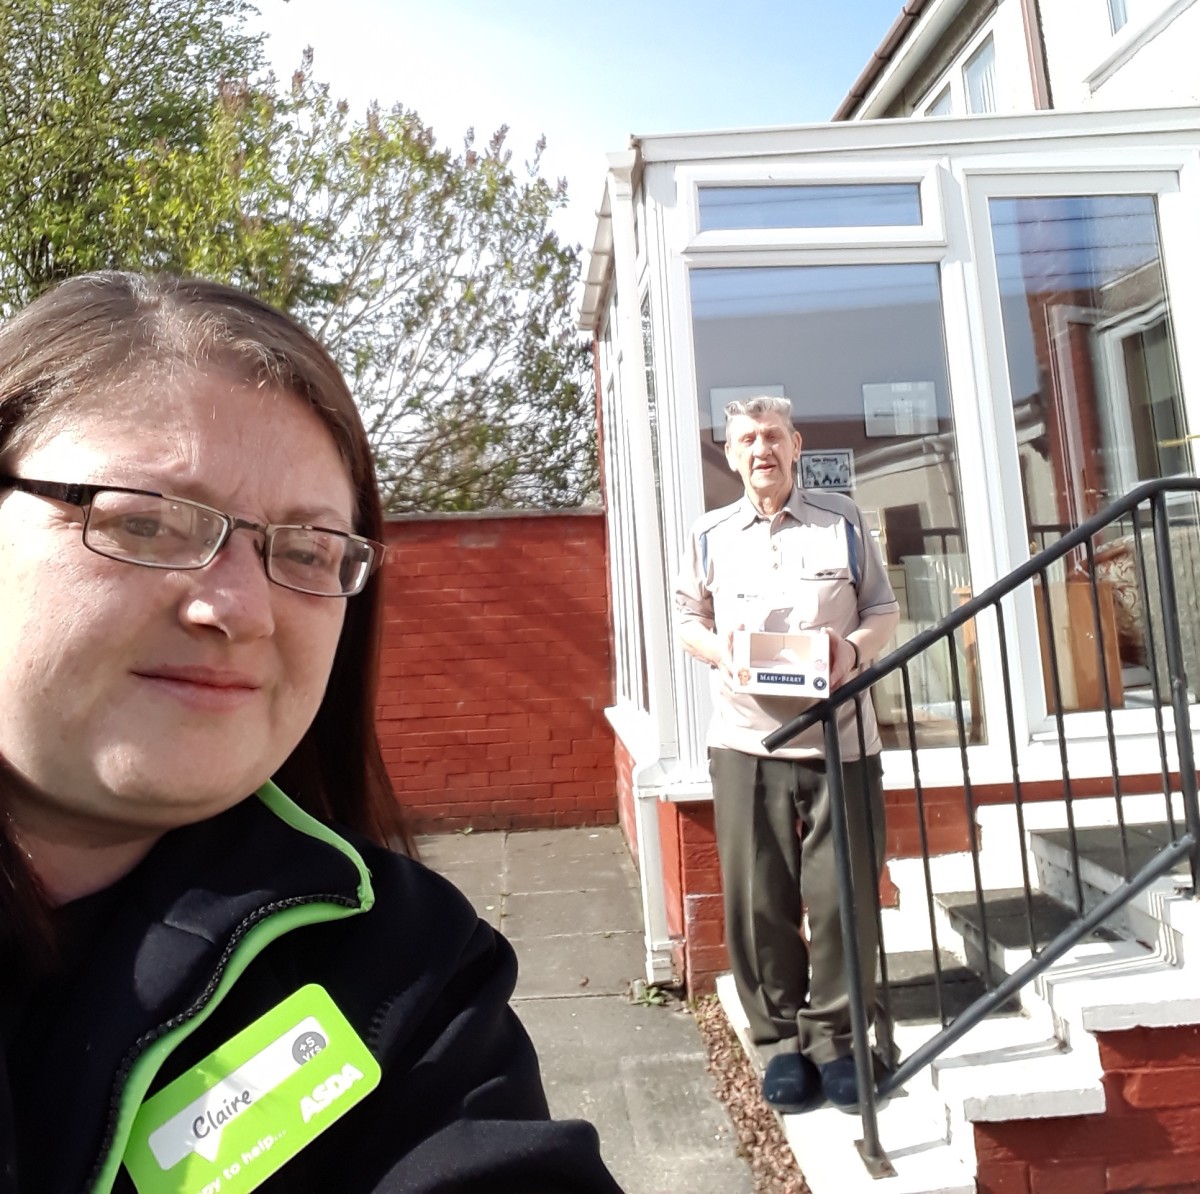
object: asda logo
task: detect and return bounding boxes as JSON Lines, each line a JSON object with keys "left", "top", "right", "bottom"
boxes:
{"left": 300, "top": 1063, "right": 367, "bottom": 1124}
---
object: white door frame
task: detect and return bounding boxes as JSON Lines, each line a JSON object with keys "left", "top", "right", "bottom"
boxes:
{"left": 963, "top": 162, "right": 1200, "bottom": 775}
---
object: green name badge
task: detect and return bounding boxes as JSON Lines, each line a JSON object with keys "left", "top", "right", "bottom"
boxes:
{"left": 124, "top": 984, "right": 382, "bottom": 1194}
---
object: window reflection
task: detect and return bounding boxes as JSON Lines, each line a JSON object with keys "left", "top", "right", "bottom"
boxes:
{"left": 689, "top": 263, "right": 981, "bottom": 747}
{"left": 964, "top": 37, "right": 997, "bottom": 114}
{"left": 698, "top": 184, "right": 922, "bottom": 231}
{"left": 925, "top": 88, "right": 953, "bottom": 117}
{"left": 990, "top": 193, "right": 1191, "bottom": 712}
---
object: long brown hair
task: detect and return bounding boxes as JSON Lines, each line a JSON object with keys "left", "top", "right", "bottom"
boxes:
{"left": 0, "top": 272, "right": 412, "bottom": 952}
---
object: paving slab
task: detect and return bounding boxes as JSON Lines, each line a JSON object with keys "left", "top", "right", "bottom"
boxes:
{"left": 506, "top": 849, "right": 638, "bottom": 894}
{"left": 423, "top": 858, "right": 504, "bottom": 901}
{"left": 516, "top": 994, "right": 752, "bottom": 1194}
{"left": 509, "top": 928, "right": 645, "bottom": 999}
{"left": 505, "top": 886, "right": 642, "bottom": 938}
{"left": 416, "top": 829, "right": 505, "bottom": 870}
{"left": 418, "top": 827, "right": 755, "bottom": 1193}
{"left": 504, "top": 827, "right": 629, "bottom": 859}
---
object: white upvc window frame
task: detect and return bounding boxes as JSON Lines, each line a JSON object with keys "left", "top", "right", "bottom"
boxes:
{"left": 1092, "top": 298, "right": 1174, "bottom": 500}
{"left": 603, "top": 157, "right": 684, "bottom": 767}
{"left": 913, "top": 17, "right": 999, "bottom": 119}
{"left": 924, "top": 86, "right": 954, "bottom": 118}
{"left": 666, "top": 156, "right": 1010, "bottom": 788}
{"left": 680, "top": 159, "right": 947, "bottom": 253}
{"left": 962, "top": 34, "right": 998, "bottom": 115}
{"left": 596, "top": 310, "right": 647, "bottom": 714}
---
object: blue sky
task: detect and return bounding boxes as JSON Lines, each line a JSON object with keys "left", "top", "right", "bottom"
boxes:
{"left": 256, "top": 0, "right": 906, "bottom": 247}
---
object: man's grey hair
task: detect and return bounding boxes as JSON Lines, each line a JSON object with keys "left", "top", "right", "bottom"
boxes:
{"left": 723, "top": 394, "right": 794, "bottom": 435}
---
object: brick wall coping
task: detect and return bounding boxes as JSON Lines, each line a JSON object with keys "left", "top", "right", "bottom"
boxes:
{"left": 385, "top": 505, "right": 604, "bottom": 524}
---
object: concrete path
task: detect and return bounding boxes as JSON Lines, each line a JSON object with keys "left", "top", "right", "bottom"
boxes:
{"left": 417, "top": 826, "right": 754, "bottom": 1194}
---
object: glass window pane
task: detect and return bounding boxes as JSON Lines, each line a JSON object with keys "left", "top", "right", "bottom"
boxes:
{"left": 689, "top": 263, "right": 981, "bottom": 748}
{"left": 698, "top": 184, "right": 922, "bottom": 231}
{"left": 964, "top": 37, "right": 997, "bottom": 114}
{"left": 1110, "top": 0, "right": 1158, "bottom": 32}
{"left": 925, "top": 87, "right": 953, "bottom": 117}
{"left": 989, "top": 193, "right": 1190, "bottom": 712}
{"left": 642, "top": 294, "right": 671, "bottom": 708}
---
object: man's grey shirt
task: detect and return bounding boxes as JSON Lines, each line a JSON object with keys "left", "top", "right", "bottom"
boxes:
{"left": 675, "top": 486, "right": 898, "bottom": 760}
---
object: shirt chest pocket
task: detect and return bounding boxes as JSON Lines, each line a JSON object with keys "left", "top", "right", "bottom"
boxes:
{"left": 787, "top": 521, "right": 853, "bottom": 582}
{"left": 785, "top": 524, "right": 856, "bottom": 626}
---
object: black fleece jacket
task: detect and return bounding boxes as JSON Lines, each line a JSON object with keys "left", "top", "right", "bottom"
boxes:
{"left": 0, "top": 786, "right": 623, "bottom": 1193}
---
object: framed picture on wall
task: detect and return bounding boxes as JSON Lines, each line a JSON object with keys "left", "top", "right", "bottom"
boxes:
{"left": 708, "top": 384, "right": 787, "bottom": 443}
{"left": 800, "top": 449, "right": 854, "bottom": 491}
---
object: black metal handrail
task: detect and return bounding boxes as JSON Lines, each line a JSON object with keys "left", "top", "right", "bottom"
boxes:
{"left": 762, "top": 477, "right": 1200, "bottom": 1174}
{"left": 768, "top": 477, "right": 1199, "bottom": 755}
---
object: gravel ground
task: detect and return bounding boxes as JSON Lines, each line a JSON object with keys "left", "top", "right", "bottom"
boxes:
{"left": 691, "top": 995, "right": 812, "bottom": 1194}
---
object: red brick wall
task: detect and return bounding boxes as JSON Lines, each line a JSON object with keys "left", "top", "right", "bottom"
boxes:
{"left": 376, "top": 512, "right": 617, "bottom": 833}
{"left": 615, "top": 737, "right": 637, "bottom": 866}
{"left": 678, "top": 804, "right": 727, "bottom": 995}
{"left": 657, "top": 800, "right": 728, "bottom": 995}
{"left": 657, "top": 799, "right": 686, "bottom": 985}
{"left": 885, "top": 773, "right": 1185, "bottom": 862}
{"left": 975, "top": 1024, "right": 1200, "bottom": 1193}
{"left": 657, "top": 800, "right": 683, "bottom": 940}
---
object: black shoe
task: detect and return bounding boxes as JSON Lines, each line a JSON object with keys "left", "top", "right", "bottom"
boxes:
{"left": 762, "top": 1052, "right": 822, "bottom": 1114}
{"left": 818, "top": 1054, "right": 863, "bottom": 1111}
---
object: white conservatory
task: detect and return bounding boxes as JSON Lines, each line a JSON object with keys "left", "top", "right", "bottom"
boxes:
{"left": 577, "top": 106, "right": 1200, "bottom": 988}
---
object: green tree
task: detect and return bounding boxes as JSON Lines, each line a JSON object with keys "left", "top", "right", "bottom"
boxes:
{"left": 0, "top": 0, "right": 268, "bottom": 304}
{"left": 261, "top": 66, "right": 596, "bottom": 511}
{"left": 0, "top": 2, "right": 597, "bottom": 511}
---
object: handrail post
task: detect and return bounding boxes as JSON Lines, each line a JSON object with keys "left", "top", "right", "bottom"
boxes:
{"left": 1151, "top": 494, "right": 1200, "bottom": 891}
{"left": 823, "top": 716, "right": 891, "bottom": 1176}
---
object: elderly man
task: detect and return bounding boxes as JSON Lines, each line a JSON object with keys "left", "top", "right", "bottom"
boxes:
{"left": 675, "top": 395, "right": 899, "bottom": 1114}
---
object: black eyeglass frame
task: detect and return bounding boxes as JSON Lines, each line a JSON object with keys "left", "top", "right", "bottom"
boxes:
{"left": 0, "top": 475, "right": 386, "bottom": 597}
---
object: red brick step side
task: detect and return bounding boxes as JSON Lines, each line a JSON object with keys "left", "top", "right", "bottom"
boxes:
{"left": 975, "top": 1025, "right": 1200, "bottom": 1193}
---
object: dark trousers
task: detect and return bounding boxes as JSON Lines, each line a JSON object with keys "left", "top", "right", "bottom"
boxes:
{"left": 709, "top": 747, "right": 886, "bottom": 1065}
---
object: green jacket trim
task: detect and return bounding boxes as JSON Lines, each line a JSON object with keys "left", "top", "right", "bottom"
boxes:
{"left": 89, "top": 784, "right": 375, "bottom": 1193}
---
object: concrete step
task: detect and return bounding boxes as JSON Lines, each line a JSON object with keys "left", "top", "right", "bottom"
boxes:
{"left": 882, "top": 946, "right": 1021, "bottom": 1028}
{"left": 716, "top": 973, "right": 976, "bottom": 1194}
{"left": 714, "top": 803, "right": 1200, "bottom": 1190}
{"left": 919, "top": 838, "right": 1200, "bottom": 1048}
{"left": 716, "top": 955, "right": 1120, "bottom": 1193}
{"left": 717, "top": 968, "right": 1112, "bottom": 1191}
{"left": 935, "top": 886, "right": 1130, "bottom": 1010}
{"left": 1030, "top": 822, "right": 1194, "bottom": 954}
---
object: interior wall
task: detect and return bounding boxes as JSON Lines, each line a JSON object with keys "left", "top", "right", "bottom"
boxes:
{"left": 692, "top": 301, "right": 961, "bottom": 544}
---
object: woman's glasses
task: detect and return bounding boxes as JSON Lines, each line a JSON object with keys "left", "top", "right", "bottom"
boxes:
{"left": 1, "top": 476, "right": 384, "bottom": 597}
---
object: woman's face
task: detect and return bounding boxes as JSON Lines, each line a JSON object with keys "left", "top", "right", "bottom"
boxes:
{"left": 0, "top": 370, "right": 355, "bottom": 843}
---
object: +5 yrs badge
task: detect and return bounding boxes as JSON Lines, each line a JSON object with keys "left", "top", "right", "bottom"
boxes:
{"left": 123, "top": 984, "right": 381, "bottom": 1194}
